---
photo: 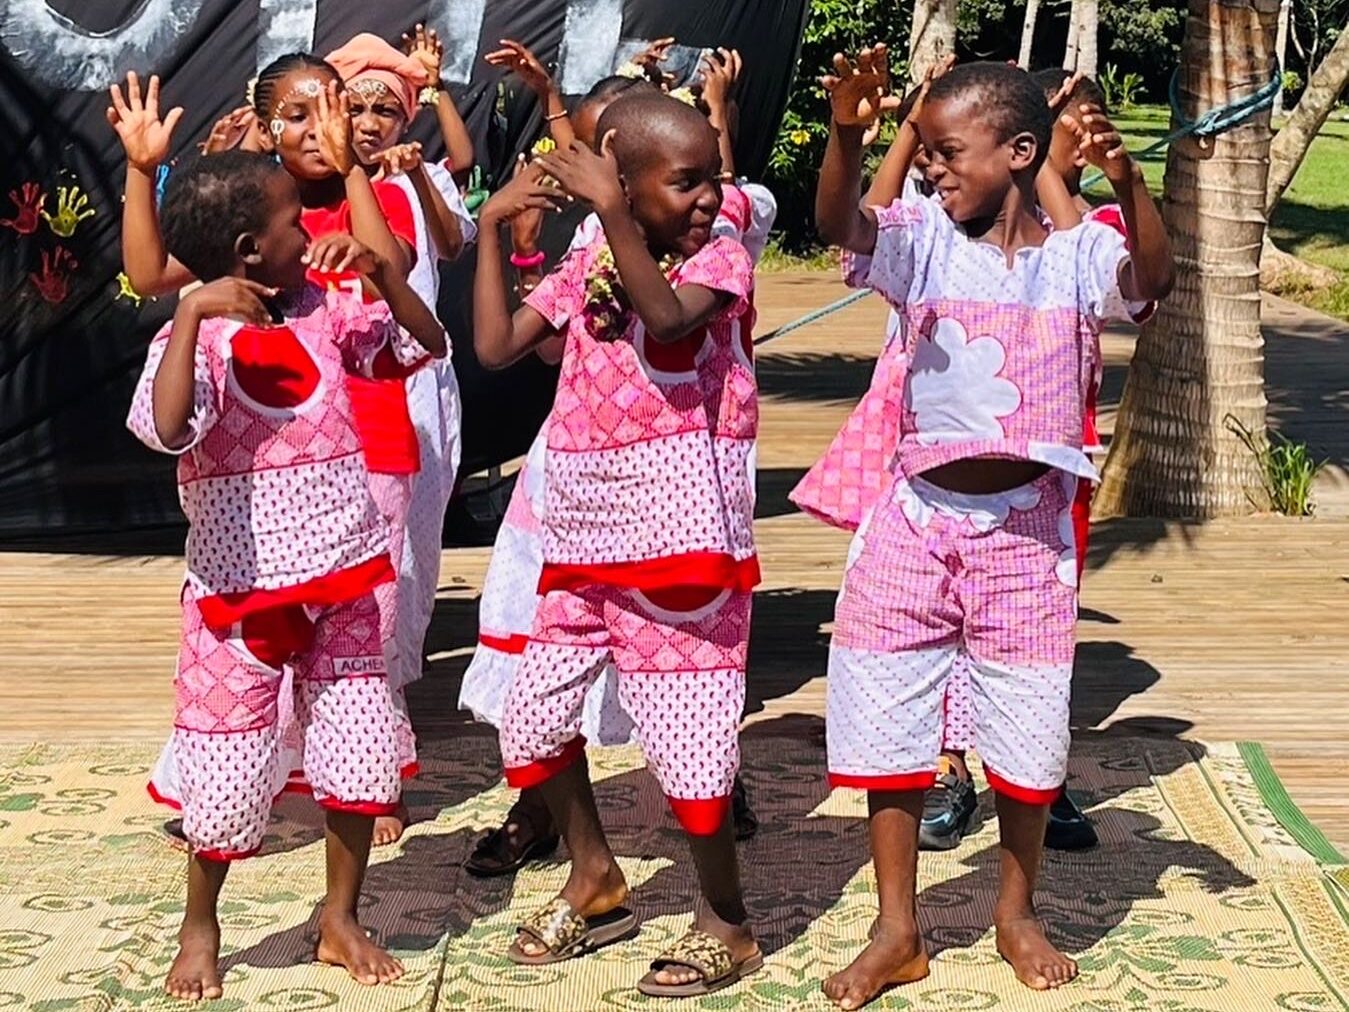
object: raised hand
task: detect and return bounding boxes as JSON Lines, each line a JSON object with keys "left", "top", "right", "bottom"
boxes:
{"left": 202, "top": 106, "right": 261, "bottom": 154}
{"left": 41, "top": 185, "right": 95, "bottom": 238}
{"left": 536, "top": 135, "right": 623, "bottom": 215}
{"left": 29, "top": 247, "right": 78, "bottom": 304}
{"left": 402, "top": 23, "right": 444, "bottom": 85}
{"left": 904, "top": 52, "right": 956, "bottom": 126}
{"left": 484, "top": 39, "right": 554, "bottom": 97}
{"left": 377, "top": 141, "right": 424, "bottom": 178}
{"left": 700, "top": 48, "right": 742, "bottom": 111}
{"left": 304, "top": 234, "right": 381, "bottom": 276}
{"left": 508, "top": 155, "right": 546, "bottom": 254}
{"left": 106, "top": 72, "right": 184, "bottom": 172}
{"left": 0, "top": 182, "right": 45, "bottom": 235}
{"left": 315, "top": 80, "right": 355, "bottom": 175}
{"left": 820, "top": 45, "right": 891, "bottom": 128}
{"left": 1064, "top": 103, "right": 1133, "bottom": 181}
{"left": 180, "top": 276, "right": 277, "bottom": 324}
{"left": 479, "top": 158, "right": 564, "bottom": 226}
{"left": 1046, "top": 71, "right": 1083, "bottom": 115}
{"left": 634, "top": 36, "right": 676, "bottom": 68}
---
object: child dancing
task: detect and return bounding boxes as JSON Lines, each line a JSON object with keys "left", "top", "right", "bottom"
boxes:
{"left": 125, "top": 150, "right": 446, "bottom": 1000}
{"left": 472, "top": 93, "right": 763, "bottom": 996}
{"left": 813, "top": 54, "right": 1172, "bottom": 1007}
{"left": 326, "top": 30, "right": 480, "bottom": 843}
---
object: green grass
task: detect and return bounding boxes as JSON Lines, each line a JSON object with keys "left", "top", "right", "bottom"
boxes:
{"left": 1100, "top": 103, "right": 1349, "bottom": 322}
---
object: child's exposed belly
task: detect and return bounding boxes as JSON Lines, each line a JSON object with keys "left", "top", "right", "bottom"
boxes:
{"left": 919, "top": 457, "right": 1052, "bottom": 495}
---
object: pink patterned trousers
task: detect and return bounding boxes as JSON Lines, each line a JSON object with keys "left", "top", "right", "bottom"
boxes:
{"left": 500, "top": 584, "right": 751, "bottom": 835}
{"left": 827, "top": 471, "right": 1078, "bottom": 804}
{"left": 170, "top": 587, "right": 409, "bottom": 860}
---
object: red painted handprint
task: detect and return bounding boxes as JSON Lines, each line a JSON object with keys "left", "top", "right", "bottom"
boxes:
{"left": 30, "top": 247, "right": 78, "bottom": 304}
{"left": 1, "top": 183, "right": 45, "bottom": 235}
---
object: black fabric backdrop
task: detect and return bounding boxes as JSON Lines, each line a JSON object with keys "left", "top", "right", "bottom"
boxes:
{"left": 0, "top": 0, "right": 806, "bottom": 544}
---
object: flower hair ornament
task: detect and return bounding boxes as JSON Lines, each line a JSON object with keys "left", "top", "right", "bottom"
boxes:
{"left": 584, "top": 245, "right": 683, "bottom": 342}
{"left": 667, "top": 86, "right": 697, "bottom": 107}
{"left": 349, "top": 78, "right": 391, "bottom": 101}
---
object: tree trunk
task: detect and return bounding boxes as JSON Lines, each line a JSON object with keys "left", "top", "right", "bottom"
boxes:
{"left": 1063, "top": 0, "right": 1080, "bottom": 70}
{"left": 1273, "top": 0, "right": 1291, "bottom": 116}
{"left": 1019, "top": 0, "right": 1042, "bottom": 68}
{"left": 1265, "top": 26, "right": 1349, "bottom": 215}
{"left": 909, "top": 0, "right": 957, "bottom": 84}
{"left": 1094, "top": 0, "right": 1279, "bottom": 520}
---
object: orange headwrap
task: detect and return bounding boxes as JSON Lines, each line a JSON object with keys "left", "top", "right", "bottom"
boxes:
{"left": 326, "top": 32, "right": 427, "bottom": 120}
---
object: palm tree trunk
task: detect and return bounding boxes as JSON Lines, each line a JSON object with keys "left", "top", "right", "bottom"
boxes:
{"left": 1019, "top": 0, "right": 1042, "bottom": 68}
{"left": 1094, "top": 0, "right": 1279, "bottom": 519}
{"left": 1063, "top": 0, "right": 1080, "bottom": 71}
{"left": 1265, "top": 26, "right": 1349, "bottom": 215}
{"left": 909, "top": 0, "right": 957, "bottom": 84}
{"left": 1063, "top": 0, "right": 1099, "bottom": 78}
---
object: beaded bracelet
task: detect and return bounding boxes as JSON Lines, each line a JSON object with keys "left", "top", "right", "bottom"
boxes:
{"left": 510, "top": 250, "right": 547, "bottom": 269}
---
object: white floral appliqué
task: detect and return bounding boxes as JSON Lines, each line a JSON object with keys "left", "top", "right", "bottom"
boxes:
{"left": 906, "top": 318, "right": 1021, "bottom": 445}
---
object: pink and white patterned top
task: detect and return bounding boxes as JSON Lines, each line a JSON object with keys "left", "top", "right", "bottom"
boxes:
{"left": 846, "top": 197, "right": 1134, "bottom": 480}
{"left": 524, "top": 236, "right": 759, "bottom": 593}
{"left": 127, "top": 284, "right": 427, "bottom": 627}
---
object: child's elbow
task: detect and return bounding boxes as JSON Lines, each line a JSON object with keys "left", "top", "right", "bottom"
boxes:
{"left": 473, "top": 335, "right": 511, "bottom": 370}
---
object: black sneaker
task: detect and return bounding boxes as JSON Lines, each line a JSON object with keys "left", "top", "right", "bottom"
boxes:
{"left": 1044, "top": 787, "right": 1098, "bottom": 851}
{"left": 918, "top": 767, "right": 978, "bottom": 851}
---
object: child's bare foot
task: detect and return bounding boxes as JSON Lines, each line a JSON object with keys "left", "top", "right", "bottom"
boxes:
{"left": 316, "top": 908, "right": 404, "bottom": 985}
{"left": 164, "top": 921, "right": 223, "bottom": 1001}
{"left": 514, "top": 857, "right": 629, "bottom": 958}
{"left": 823, "top": 915, "right": 929, "bottom": 1010}
{"left": 995, "top": 914, "right": 1077, "bottom": 989}
{"left": 372, "top": 800, "right": 410, "bottom": 848}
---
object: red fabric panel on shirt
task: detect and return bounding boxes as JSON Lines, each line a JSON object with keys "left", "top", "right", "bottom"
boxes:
{"left": 300, "top": 182, "right": 417, "bottom": 304}
{"left": 538, "top": 552, "right": 760, "bottom": 596}
{"left": 229, "top": 325, "right": 320, "bottom": 409}
{"left": 345, "top": 374, "right": 420, "bottom": 475}
{"left": 301, "top": 185, "right": 420, "bottom": 473}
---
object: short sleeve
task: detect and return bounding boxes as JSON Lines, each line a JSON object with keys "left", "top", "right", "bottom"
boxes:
{"left": 126, "top": 323, "right": 218, "bottom": 455}
{"left": 672, "top": 237, "right": 754, "bottom": 322}
{"left": 714, "top": 185, "right": 751, "bottom": 243}
{"left": 1078, "top": 221, "right": 1136, "bottom": 324}
{"left": 737, "top": 182, "right": 779, "bottom": 265}
{"left": 426, "top": 162, "right": 478, "bottom": 247}
{"left": 840, "top": 198, "right": 933, "bottom": 305}
{"left": 371, "top": 181, "right": 418, "bottom": 249}
{"left": 525, "top": 244, "right": 593, "bottom": 331}
{"left": 567, "top": 213, "right": 603, "bottom": 254}
{"left": 327, "top": 289, "right": 439, "bottom": 379}
{"left": 1083, "top": 204, "right": 1155, "bottom": 323}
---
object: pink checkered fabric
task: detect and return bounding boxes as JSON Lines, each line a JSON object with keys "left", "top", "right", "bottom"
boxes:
{"left": 826, "top": 470, "right": 1078, "bottom": 796}
{"left": 524, "top": 237, "right": 758, "bottom": 576}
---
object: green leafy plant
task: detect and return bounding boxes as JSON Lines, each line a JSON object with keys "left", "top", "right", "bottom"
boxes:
{"left": 1226, "top": 415, "right": 1327, "bottom": 516}
{"left": 1100, "top": 63, "right": 1146, "bottom": 110}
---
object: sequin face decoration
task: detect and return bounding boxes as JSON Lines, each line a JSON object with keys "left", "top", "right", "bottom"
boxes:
{"left": 348, "top": 78, "right": 390, "bottom": 101}
{"left": 272, "top": 76, "right": 325, "bottom": 117}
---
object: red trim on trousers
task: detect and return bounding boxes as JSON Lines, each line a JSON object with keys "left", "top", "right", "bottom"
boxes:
{"left": 538, "top": 553, "right": 760, "bottom": 596}
{"left": 145, "top": 781, "right": 182, "bottom": 811}
{"left": 667, "top": 795, "right": 731, "bottom": 836}
{"left": 479, "top": 631, "right": 529, "bottom": 655}
{"left": 827, "top": 770, "right": 938, "bottom": 792}
{"left": 317, "top": 796, "right": 400, "bottom": 816}
{"left": 983, "top": 766, "right": 1062, "bottom": 805}
{"left": 503, "top": 737, "right": 587, "bottom": 789}
{"left": 195, "top": 845, "right": 262, "bottom": 863}
{"left": 196, "top": 554, "right": 394, "bottom": 629}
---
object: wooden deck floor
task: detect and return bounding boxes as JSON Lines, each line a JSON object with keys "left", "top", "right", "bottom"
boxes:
{"left": 2, "top": 273, "right": 1346, "bottom": 850}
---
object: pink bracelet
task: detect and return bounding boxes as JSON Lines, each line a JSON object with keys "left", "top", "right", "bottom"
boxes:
{"left": 510, "top": 250, "right": 546, "bottom": 269}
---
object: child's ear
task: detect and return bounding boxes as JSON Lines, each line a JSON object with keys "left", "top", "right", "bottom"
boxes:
{"left": 235, "top": 232, "right": 264, "bottom": 266}
{"left": 1008, "top": 131, "right": 1038, "bottom": 172}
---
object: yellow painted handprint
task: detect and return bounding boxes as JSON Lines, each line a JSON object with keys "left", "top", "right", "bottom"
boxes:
{"left": 41, "top": 185, "right": 95, "bottom": 238}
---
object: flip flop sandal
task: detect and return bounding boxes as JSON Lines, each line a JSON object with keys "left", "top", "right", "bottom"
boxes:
{"left": 508, "top": 897, "right": 639, "bottom": 965}
{"left": 637, "top": 929, "right": 765, "bottom": 997}
{"left": 464, "top": 810, "right": 560, "bottom": 878}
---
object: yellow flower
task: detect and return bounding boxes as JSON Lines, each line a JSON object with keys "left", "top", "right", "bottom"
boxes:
{"left": 789, "top": 129, "right": 811, "bottom": 146}
{"left": 668, "top": 87, "right": 696, "bottom": 107}
{"left": 531, "top": 136, "right": 556, "bottom": 157}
